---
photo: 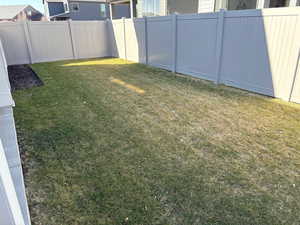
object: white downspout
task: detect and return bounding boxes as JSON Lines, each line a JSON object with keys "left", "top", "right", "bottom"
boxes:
{"left": 109, "top": 3, "right": 113, "bottom": 20}
{"left": 130, "top": 0, "right": 134, "bottom": 19}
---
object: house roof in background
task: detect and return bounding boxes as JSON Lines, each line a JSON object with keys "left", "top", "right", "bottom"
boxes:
{"left": 0, "top": 5, "right": 28, "bottom": 20}
{"left": 0, "top": 5, "right": 41, "bottom": 20}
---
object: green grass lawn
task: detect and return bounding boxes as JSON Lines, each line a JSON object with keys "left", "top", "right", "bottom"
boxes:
{"left": 13, "top": 58, "right": 300, "bottom": 225}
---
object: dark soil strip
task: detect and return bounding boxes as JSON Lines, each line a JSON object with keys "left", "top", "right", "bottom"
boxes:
{"left": 8, "top": 65, "right": 43, "bottom": 91}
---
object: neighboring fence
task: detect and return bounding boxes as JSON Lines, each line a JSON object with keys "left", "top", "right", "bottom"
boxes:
{"left": 108, "top": 7, "right": 300, "bottom": 104}
{"left": 0, "top": 20, "right": 110, "bottom": 65}
{"left": 0, "top": 40, "right": 31, "bottom": 225}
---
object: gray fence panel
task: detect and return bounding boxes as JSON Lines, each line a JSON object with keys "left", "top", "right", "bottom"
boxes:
{"left": 177, "top": 13, "right": 219, "bottom": 81}
{"left": 147, "top": 16, "right": 173, "bottom": 70}
{"left": 70, "top": 21, "right": 109, "bottom": 59}
{"left": 0, "top": 22, "right": 30, "bottom": 65}
{"left": 220, "top": 9, "right": 300, "bottom": 100}
{"left": 28, "top": 21, "right": 74, "bottom": 63}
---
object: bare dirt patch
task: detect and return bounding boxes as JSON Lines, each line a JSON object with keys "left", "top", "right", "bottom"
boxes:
{"left": 8, "top": 65, "right": 43, "bottom": 91}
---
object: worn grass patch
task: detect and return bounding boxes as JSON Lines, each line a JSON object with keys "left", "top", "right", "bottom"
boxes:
{"left": 13, "top": 58, "right": 300, "bottom": 225}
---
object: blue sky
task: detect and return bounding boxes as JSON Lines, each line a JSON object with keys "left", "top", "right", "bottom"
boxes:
{"left": 0, "top": 0, "right": 44, "bottom": 13}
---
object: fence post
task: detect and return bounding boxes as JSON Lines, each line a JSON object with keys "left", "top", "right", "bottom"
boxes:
{"left": 68, "top": 20, "right": 77, "bottom": 59}
{"left": 289, "top": 49, "right": 300, "bottom": 102}
{"left": 23, "top": 21, "right": 33, "bottom": 64}
{"left": 122, "top": 17, "right": 127, "bottom": 60}
{"left": 288, "top": 14, "right": 300, "bottom": 102}
{"left": 172, "top": 14, "right": 177, "bottom": 73}
{"left": 215, "top": 9, "right": 225, "bottom": 84}
{"left": 144, "top": 16, "right": 148, "bottom": 65}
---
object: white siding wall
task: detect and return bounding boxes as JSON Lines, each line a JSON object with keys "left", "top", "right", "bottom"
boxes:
{"left": 198, "top": 0, "right": 215, "bottom": 13}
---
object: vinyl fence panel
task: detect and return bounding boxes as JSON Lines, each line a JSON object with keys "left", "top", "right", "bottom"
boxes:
{"left": 176, "top": 13, "right": 219, "bottom": 81}
{"left": 70, "top": 21, "right": 109, "bottom": 59}
{"left": 28, "top": 21, "right": 74, "bottom": 63}
{"left": 0, "top": 106, "right": 31, "bottom": 225}
{"left": 0, "top": 40, "right": 11, "bottom": 99}
{"left": 147, "top": 16, "right": 173, "bottom": 70}
{"left": 124, "top": 18, "right": 147, "bottom": 64}
{"left": 220, "top": 8, "right": 300, "bottom": 100}
{"left": 0, "top": 22, "right": 30, "bottom": 65}
{"left": 0, "top": 42, "right": 31, "bottom": 225}
{"left": 109, "top": 19, "right": 126, "bottom": 59}
{"left": 0, "top": 140, "right": 26, "bottom": 225}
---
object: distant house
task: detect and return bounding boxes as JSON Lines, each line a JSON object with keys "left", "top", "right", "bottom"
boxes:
{"left": 43, "top": 0, "right": 110, "bottom": 21}
{"left": 43, "top": 0, "right": 300, "bottom": 21}
{"left": 108, "top": 0, "right": 199, "bottom": 19}
{"left": 198, "top": 0, "right": 300, "bottom": 13}
{"left": 0, "top": 5, "right": 44, "bottom": 22}
{"left": 108, "top": 0, "right": 300, "bottom": 19}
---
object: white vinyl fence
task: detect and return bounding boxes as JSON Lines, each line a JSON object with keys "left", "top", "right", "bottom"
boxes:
{"left": 0, "top": 9, "right": 299, "bottom": 103}
{"left": 109, "top": 7, "right": 300, "bottom": 104}
{"left": 0, "top": 20, "right": 110, "bottom": 65}
{"left": 0, "top": 139, "right": 26, "bottom": 225}
{"left": 0, "top": 40, "right": 31, "bottom": 225}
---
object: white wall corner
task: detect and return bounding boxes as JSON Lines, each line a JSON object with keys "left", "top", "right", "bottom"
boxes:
{"left": 289, "top": 0, "right": 298, "bottom": 6}
{"left": 257, "top": 0, "right": 268, "bottom": 9}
